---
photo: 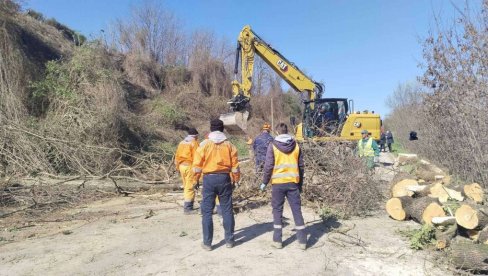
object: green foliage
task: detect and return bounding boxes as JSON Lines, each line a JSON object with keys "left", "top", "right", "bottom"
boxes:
{"left": 398, "top": 224, "right": 435, "bottom": 250}
{"left": 31, "top": 46, "right": 112, "bottom": 103}
{"left": 31, "top": 60, "right": 77, "bottom": 100}
{"left": 391, "top": 141, "right": 406, "bottom": 154}
{"left": 319, "top": 205, "right": 346, "bottom": 221}
{"left": 151, "top": 99, "right": 187, "bottom": 126}
{"left": 442, "top": 200, "right": 460, "bottom": 214}
{"left": 228, "top": 137, "right": 249, "bottom": 158}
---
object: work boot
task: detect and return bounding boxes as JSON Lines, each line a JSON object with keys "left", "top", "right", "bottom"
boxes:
{"left": 226, "top": 241, "right": 234, "bottom": 248}
{"left": 201, "top": 243, "right": 212, "bottom": 251}
{"left": 183, "top": 201, "right": 194, "bottom": 214}
{"left": 184, "top": 209, "right": 198, "bottom": 215}
{"left": 271, "top": 241, "right": 283, "bottom": 249}
{"left": 299, "top": 243, "right": 307, "bottom": 250}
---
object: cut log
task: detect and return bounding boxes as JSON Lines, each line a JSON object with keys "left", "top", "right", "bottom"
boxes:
{"left": 405, "top": 197, "right": 446, "bottom": 225}
{"left": 463, "top": 183, "right": 484, "bottom": 203}
{"left": 432, "top": 216, "right": 456, "bottom": 226}
{"left": 385, "top": 197, "right": 413, "bottom": 221}
{"left": 467, "top": 229, "right": 480, "bottom": 241}
{"left": 434, "top": 224, "right": 457, "bottom": 250}
{"left": 397, "top": 153, "right": 418, "bottom": 165}
{"left": 391, "top": 179, "right": 418, "bottom": 197}
{"left": 450, "top": 242, "right": 488, "bottom": 272}
{"left": 455, "top": 204, "right": 488, "bottom": 230}
{"left": 478, "top": 227, "right": 488, "bottom": 245}
{"left": 428, "top": 183, "right": 464, "bottom": 203}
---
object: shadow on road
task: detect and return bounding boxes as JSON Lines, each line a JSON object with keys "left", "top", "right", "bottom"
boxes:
{"left": 213, "top": 222, "right": 273, "bottom": 249}
{"left": 283, "top": 218, "right": 341, "bottom": 248}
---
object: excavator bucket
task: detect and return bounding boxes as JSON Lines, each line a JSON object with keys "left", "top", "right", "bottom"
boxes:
{"left": 219, "top": 111, "right": 249, "bottom": 136}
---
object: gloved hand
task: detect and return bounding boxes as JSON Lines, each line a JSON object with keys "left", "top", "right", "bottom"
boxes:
{"left": 373, "top": 156, "right": 379, "bottom": 163}
{"left": 193, "top": 182, "right": 200, "bottom": 191}
{"left": 298, "top": 183, "right": 303, "bottom": 193}
{"left": 259, "top": 183, "right": 267, "bottom": 191}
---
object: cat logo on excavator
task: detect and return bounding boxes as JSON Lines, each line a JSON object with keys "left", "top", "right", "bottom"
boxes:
{"left": 277, "top": 60, "right": 288, "bottom": 72}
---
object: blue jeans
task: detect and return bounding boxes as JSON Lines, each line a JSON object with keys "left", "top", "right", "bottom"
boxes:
{"left": 201, "top": 174, "right": 234, "bottom": 246}
{"left": 271, "top": 183, "right": 306, "bottom": 244}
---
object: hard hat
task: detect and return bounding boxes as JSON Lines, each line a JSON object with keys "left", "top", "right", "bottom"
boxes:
{"left": 262, "top": 123, "right": 271, "bottom": 131}
{"left": 361, "top": 129, "right": 369, "bottom": 134}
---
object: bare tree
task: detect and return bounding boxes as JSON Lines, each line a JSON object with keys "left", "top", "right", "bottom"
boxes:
{"left": 112, "top": 0, "right": 186, "bottom": 66}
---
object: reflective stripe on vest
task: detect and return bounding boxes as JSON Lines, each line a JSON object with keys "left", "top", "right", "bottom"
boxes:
{"left": 358, "top": 138, "right": 374, "bottom": 157}
{"left": 271, "top": 144, "right": 300, "bottom": 184}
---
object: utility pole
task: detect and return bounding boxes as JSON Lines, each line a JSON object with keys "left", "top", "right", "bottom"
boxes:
{"left": 271, "top": 94, "right": 274, "bottom": 132}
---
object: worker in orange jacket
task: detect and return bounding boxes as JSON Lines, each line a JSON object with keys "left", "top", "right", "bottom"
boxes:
{"left": 193, "top": 119, "right": 240, "bottom": 251}
{"left": 175, "top": 128, "right": 200, "bottom": 214}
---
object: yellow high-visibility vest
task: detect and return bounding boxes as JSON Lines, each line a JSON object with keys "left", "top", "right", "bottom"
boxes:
{"left": 271, "top": 144, "right": 300, "bottom": 184}
{"left": 357, "top": 138, "right": 374, "bottom": 157}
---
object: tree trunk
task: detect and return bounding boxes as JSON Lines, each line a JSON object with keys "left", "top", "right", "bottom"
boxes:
{"left": 385, "top": 196, "right": 413, "bottom": 221}
{"left": 434, "top": 224, "right": 457, "bottom": 250}
{"left": 405, "top": 197, "right": 445, "bottom": 225}
{"left": 479, "top": 226, "right": 488, "bottom": 245}
{"left": 450, "top": 242, "right": 488, "bottom": 272}
{"left": 455, "top": 204, "right": 488, "bottom": 230}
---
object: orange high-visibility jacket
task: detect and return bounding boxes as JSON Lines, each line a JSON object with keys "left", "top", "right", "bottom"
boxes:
{"left": 175, "top": 138, "right": 199, "bottom": 168}
{"left": 192, "top": 139, "right": 240, "bottom": 182}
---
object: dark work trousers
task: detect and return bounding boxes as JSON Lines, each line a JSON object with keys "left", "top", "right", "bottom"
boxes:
{"left": 387, "top": 143, "right": 392, "bottom": 152}
{"left": 201, "top": 173, "right": 235, "bottom": 246}
{"left": 271, "top": 183, "right": 307, "bottom": 244}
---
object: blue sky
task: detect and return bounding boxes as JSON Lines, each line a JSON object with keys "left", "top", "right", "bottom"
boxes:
{"left": 26, "top": 0, "right": 479, "bottom": 116}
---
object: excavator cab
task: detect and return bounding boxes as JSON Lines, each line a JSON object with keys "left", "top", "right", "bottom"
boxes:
{"left": 300, "top": 98, "right": 381, "bottom": 142}
{"left": 302, "top": 98, "right": 349, "bottom": 139}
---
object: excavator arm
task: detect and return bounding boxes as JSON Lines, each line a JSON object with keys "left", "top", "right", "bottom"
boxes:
{"left": 221, "top": 25, "right": 323, "bottom": 134}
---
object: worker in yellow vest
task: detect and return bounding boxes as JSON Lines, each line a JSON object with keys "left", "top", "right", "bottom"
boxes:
{"left": 259, "top": 123, "right": 307, "bottom": 250}
{"left": 175, "top": 128, "right": 200, "bottom": 214}
{"left": 357, "top": 129, "right": 380, "bottom": 169}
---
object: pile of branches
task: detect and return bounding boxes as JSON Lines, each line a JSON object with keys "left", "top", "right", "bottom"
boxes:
{"left": 302, "top": 141, "right": 382, "bottom": 217}
{"left": 0, "top": 177, "right": 115, "bottom": 221}
{"left": 234, "top": 142, "right": 383, "bottom": 217}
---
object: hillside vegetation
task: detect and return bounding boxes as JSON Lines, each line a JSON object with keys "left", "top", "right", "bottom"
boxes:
{"left": 0, "top": 1, "right": 301, "bottom": 178}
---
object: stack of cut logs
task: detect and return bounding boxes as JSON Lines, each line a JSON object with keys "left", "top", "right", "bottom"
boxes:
{"left": 386, "top": 164, "right": 488, "bottom": 272}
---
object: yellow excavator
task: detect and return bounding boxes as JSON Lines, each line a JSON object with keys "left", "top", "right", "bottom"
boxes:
{"left": 220, "top": 25, "right": 381, "bottom": 141}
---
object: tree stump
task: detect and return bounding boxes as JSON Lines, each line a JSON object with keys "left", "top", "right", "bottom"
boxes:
{"left": 405, "top": 197, "right": 445, "bottom": 225}
{"left": 450, "top": 242, "right": 488, "bottom": 272}
{"left": 386, "top": 197, "right": 413, "bottom": 221}
{"left": 455, "top": 204, "right": 488, "bottom": 230}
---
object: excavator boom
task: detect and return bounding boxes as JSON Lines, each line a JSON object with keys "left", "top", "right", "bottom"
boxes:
{"left": 221, "top": 25, "right": 323, "bottom": 134}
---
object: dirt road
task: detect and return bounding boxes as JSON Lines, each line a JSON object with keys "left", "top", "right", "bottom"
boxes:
{"left": 0, "top": 153, "right": 450, "bottom": 275}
